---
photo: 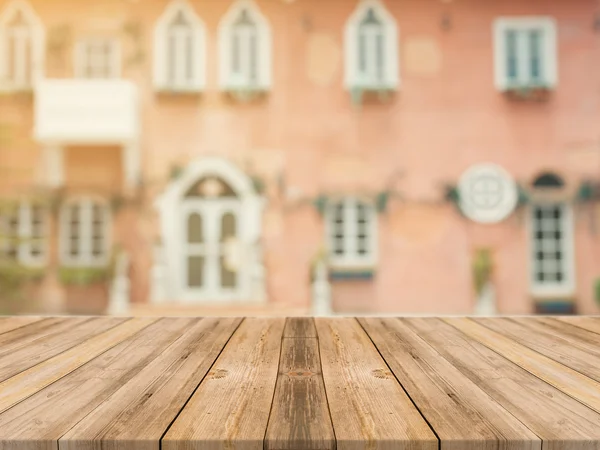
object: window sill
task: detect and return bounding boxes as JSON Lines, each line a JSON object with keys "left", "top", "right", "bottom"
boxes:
{"left": 328, "top": 268, "right": 376, "bottom": 281}
{"left": 532, "top": 298, "right": 576, "bottom": 315}
{"left": 500, "top": 84, "right": 554, "bottom": 101}
{"left": 155, "top": 87, "right": 203, "bottom": 96}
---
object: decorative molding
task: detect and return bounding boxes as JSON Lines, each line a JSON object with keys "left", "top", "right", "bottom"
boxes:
{"left": 153, "top": 0, "right": 206, "bottom": 92}
{"left": 344, "top": 0, "right": 399, "bottom": 91}
{"left": 218, "top": 0, "right": 272, "bottom": 92}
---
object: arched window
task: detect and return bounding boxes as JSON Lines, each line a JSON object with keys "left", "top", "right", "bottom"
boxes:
{"left": 155, "top": 158, "right": 265, "bottom": 303}
{"left": 60, "top": 198, "right": 111, "bottom": 267}
{"left": 529, "top": 172, "right": 574, "bottom": 296}
{"left": 345, "top": 0, "right": 398, "bottom": 91}
{"left": 218, "top": 0, "right": 271, "bottom": 92}
{"left": 154, "top": 1, "right": 206, "bottom": 92}
{"left": 181, "top": 176, "right": 243, "bottom": 296}
{"left": 532, "top": 172, "right": 565, "bottom": 189}
{"left": 0, "top": 0, "right": 44, "bottom": 91}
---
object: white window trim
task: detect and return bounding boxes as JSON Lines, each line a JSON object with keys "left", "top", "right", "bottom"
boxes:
{"left": 0, "top": 0, "right": 45, "bottom": 92}
{"left": 155, "top": 157, "right": 266, "bottom": 304}
{"left": 528, "top": 202, "right": 575, "bottom": 298}
{"left": 325, "top": 197, "right": 378, "bottom": 270}
{"left": 59, "top": 197, "right": 112, "bottom": 268}
{"left": 344, "top": 0, "right": 399, "bottom": 91}
{"left": 493, "top": 16, "right": 558, "bottom": 91}
{"left": 74, "top": 37, "right": 121, "bottom": 79}
{"left": 0, "top": 201, "right": 48, "bottom": 267}
{"left": 153, "top": 0, "right": 206, "bottom": 92}
{"left": 218, "top": 0, "right": 272, "bottom": 92}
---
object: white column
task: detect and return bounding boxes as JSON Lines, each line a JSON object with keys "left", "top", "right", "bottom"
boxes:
{"left": 312, "top": 260, "right": 332, "bottom": 316}
{"left": 109, "top": 252, "right": 130, "bottom": 315}
{"left": 122, "top": 142, "right": 140, "bottom": 191}
{"left": 150, "top": 243, "right": 168, "bottom": 304}
{"left": 44, "top": 145, "right": 64, "bottom": 188}
{"left": 475, "top": 282, "right": 497, "bottom": 316}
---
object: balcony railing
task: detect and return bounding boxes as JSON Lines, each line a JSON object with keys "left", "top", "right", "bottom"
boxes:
{"left": 34, "top": 79, "right": 139, "bottom": 144}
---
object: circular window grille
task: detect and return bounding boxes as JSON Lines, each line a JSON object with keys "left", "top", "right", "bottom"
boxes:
{"left": 458, "top": 164, "right": 518, "bottom": 224}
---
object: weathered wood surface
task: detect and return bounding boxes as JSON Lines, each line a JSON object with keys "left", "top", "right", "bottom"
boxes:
{"left": 0, "top": 316, "right": 600, "bottom": 450}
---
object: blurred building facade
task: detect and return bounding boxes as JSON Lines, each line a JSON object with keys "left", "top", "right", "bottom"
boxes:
{"left": 1, "top": 0, "right": 600, "bottom": 315}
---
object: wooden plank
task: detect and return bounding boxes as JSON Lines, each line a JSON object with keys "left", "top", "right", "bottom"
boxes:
{"left": 358, "top": 317, "right": 540, "bottom": 450}
{"left": 59, "top": 317, "right": 242, "bottom": 450}
{"left": 517, "top": 317, "right": 600, "bottom": 351}
{"left": 283, "top": 317, "right": 317, "bottom": 338}
{"left": 0, "top": 316, "right": 45, "bottom": 335}
{"left": 162, "top": 318, "right": 285, "bottom": 450}
{"left": 0, "top": 317, "right": 196, "bottom": 450}
{"left": 265, "top": 320, "right": 334, "bottom": 450}
{"left": 0, "top": 316, "right": 126, "bottom": 382}
{"left": 315, "top": 318, "right": 438, "bottom": 450}
{"left": 476, "top": 317, "right": 600, "bottom": 383}
{"left": 0, "top": 317, "right": 156, "bottom": 414}
{"left": 405, "top": 318, "right": 600, "bottom": 449}
{"left": 0, "top": 317, "right": 73, "bottom": 349}
{"left": 444, "top": 317, "right": 600, "bottom": 415}
{"left": 554, "top": 316, "right": 600, "bottom": 336}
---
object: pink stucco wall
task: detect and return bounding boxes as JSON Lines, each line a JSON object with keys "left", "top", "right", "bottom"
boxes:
{"left": 1, "top": 0, "right": 600, "bottom": 314}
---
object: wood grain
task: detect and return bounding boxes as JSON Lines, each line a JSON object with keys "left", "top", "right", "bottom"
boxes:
{"left": 316, "top": 318, "right": 438, "bottom": 450}
{"left": 554, "top": 316, "right": 600, "bottom": 336}
{"left": 59, "top": 317, "right": 242, "bottom": 450}
{"left": 0, "top": 316, "right": 44, "bottom": 335}
{"left": 445, "top": 317, "right": 600, "bottom": 414}
{"left": 0, "top": 318, "right": 194, "bottom": 450}
{"left": 283, "top": 317, "right": 317, "bottom": 338}
{"left": 406, "top": 318, "right": 600, "bottom": 450}
{"left": 162, "top": 318, "right": 285, "bottom": 450}
{"left": 476, "top": 317, "right": 600, "bottom": 383}
{"left": 0, "top": 317, "right": 156, "bottom": 414}
{"left": 0, "top": 316, "right": 125, "bottom": 382}
{"left": 358, "top": 317, "right": 540, "bottom": 450}
{"left": 0, "top": 317, "right": 72, "bottom": 349}
{"left": 265, "top": 318, "right": 334, "bottom": 450}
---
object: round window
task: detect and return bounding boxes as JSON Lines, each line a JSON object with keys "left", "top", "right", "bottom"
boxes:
{"left": 458, "top": 164, "right": 518, "bottom": 224}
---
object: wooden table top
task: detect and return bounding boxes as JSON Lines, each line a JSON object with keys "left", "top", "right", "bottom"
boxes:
{"left": 1, "top": 316, "right": 600, "bottom": 450}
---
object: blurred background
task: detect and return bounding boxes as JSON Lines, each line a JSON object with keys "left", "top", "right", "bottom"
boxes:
{"left": 1, "top": 0, "right": 600, "bottom": 317}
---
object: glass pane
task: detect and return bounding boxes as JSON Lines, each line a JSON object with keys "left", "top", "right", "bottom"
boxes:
{"left": 375, "top": 32, "right": 384, "bottom": 81}
{"left": 187, "top": 213, "right": 204, "bottom": 243}
{"left": 529, "top": 30, "right": 543, "bottom": 82}
{"left": 506, "top": 30, "right": 518, "bottom": 81}
{"left": 188, "top": 256, "right": 205, "bottom": 287}
{"left": 220, "top": 255, "right": 237, "bottom": 288}
{"left": 221, "top": 212, "right": 236, "bottom": 242}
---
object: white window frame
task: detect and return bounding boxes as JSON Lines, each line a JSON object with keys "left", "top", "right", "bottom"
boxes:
{"left": 59, "top": 197, "right": 112, "bottom": 268}
{"left": 154, "top": 0, "right": 206, "bottom": 92}
{"left": 0, "top": 0, "right": 44, "bottom": 92}
{"left": 325, "top": 197, "right": 378, "bottom": 270}
{"left": 528, "top": 202, "right": 575, "bottom": 297}
{"left": 344, "top": 0, "right": 399, "bottom": 91}
{"left": 74, "top": 37, "right": 121, "bottom": 79}
{"left": 218, "top": 0, "right": 272, "bottom": 92}
{"left": 493, "top": 17, "right": 558, "bottom": 91}
{"left": 0, "top": 201, "right": 48, "bottom": 267}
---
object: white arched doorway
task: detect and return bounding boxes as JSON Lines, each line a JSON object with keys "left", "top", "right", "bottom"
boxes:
{"left": 154, "top": 157, "right": 265, "bottom": 303}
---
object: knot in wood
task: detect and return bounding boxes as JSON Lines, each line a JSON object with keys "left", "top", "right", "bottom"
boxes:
{"left": 372, "top": 368, "right": 393, "bottom": 379}
{"left": 208, "top": 368, "right": 229, "bottom": 379}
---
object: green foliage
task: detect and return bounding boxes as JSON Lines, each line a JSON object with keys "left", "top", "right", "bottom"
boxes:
{"left": 472, "top": 248, "right": 493, "bottom": 296}
{"left": 444, "top": 185, "right": 460, "bottom": 204}
{"left": 517, "top": 184, "right": 530, "bottom": 207}
{"left": 594, "top": 278, "right": 600, "bottom": 307}
{"left": 59, "top": 267, "right": 111, "bottom": 286}
{"left": 251, "top": 175, "right": 266, "bottom": 194}
{"left": 577, "top": 181, "right": 595, "bottom": 202}
{"left": 0, "top": 262, "right": 45, "bottom": 293}
{"left": 312, "top": 195, "right": 328, "bottom": 215}
{"left": 375, "top": 191, "right": 390, "bottom": 213}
